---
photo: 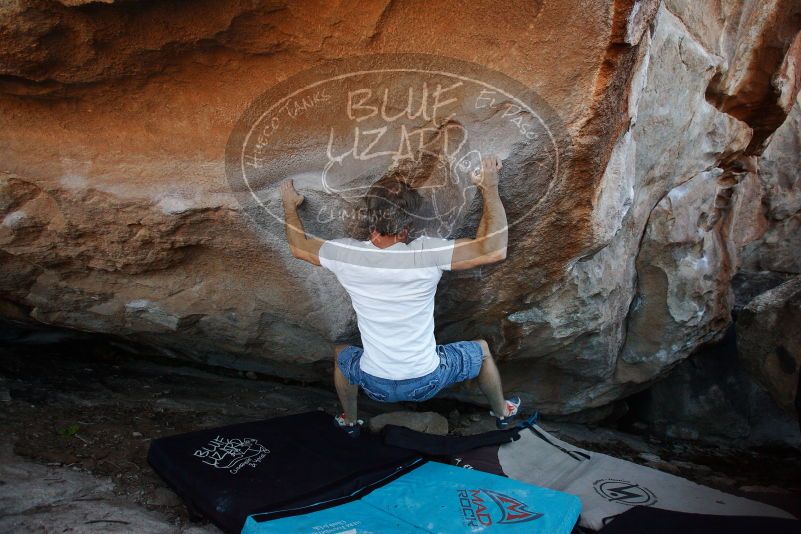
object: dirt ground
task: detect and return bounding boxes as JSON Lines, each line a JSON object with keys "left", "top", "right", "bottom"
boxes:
{"left": 1, "top": 341, "right": 799, "bottom": 532}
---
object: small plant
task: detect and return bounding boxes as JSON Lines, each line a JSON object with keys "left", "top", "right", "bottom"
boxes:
{"left": 58, "top": 424, "right": 80, "bottom": 437}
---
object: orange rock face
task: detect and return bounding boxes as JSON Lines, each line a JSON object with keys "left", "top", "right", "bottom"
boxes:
{"left": 1, "top": 0, "right": 799, "bottom": 413}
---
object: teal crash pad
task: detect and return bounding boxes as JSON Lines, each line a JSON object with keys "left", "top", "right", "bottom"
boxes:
{"left": 242, "top": 461, "right": 581, "bottom": 533}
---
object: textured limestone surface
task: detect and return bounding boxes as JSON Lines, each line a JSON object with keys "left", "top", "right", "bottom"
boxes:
{"left": 1, "top": 0, "right": 800, "bottom": 414}
{"left": 741, "top": 96, "right": 801, "bottom": 275}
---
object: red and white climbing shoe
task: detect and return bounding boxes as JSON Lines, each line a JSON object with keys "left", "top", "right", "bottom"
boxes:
{"left": 491, "top": 396, "right": 522, "bottom": 429}
{"left": 334, "top": 413, "right": 364, "bottom": 438}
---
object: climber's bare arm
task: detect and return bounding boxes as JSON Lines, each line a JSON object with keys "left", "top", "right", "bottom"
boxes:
{"left": 282, "top": 180, "right": 324, "bottom": 266}
{"left": 451, "top": 155, "right": 508, "bottom": 270}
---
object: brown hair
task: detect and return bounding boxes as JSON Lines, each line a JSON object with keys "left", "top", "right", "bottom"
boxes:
{"left": 364, "top": 167, "right": 424, "bottom": 236}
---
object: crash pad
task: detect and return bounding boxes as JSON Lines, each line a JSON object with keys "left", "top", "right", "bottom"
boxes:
{"left": 242, "top": 461, "right": 582, "bottom": 533}
{"left": 147, "top": 411, "right": 420, "bottom": 533}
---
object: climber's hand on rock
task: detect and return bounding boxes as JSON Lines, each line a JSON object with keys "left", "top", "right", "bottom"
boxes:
{"left": 281, "top": 179, "right": 304, "bottom": 208}
{"left": 471, "top": 155, "right": 502, "bottom": 190}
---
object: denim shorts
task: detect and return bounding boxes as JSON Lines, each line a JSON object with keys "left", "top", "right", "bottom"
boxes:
{"left": 336, "top": 341, "right": 484, "bottom": 403}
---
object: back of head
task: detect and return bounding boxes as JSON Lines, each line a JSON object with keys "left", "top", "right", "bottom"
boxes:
{"left": 365, "top": 166, "right": 424, "bottom": 237}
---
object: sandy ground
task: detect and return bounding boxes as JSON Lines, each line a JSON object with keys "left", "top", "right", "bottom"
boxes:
{"left": 1, "top": 342, "right": 799, "bottom": 532}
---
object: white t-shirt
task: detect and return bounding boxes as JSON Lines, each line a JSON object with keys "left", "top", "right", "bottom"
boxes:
{"left": 319, "top": 236, "right": 455, "bottom": 380}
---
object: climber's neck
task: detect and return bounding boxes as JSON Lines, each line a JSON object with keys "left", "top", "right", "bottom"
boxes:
{"left": 369, "top": 229, "right": 408, "bottom": 249}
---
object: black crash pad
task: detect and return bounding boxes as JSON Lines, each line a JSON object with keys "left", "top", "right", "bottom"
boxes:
{"left": 598, "top": 505, "right": 801, "bottom": 534}
{"left": 147, "top": 411, "right": 420, "bottom": 533}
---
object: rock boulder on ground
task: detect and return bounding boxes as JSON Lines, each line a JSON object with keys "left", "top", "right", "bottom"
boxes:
{"left": 0, "top": 0, "right": 800, "bottom": 416}
{"left": 368, "top": 411, "right": 449, "bottom": 435}
{"left": 737, "top": 275, "right": 801, "bottom": 418}
{"left": 0, "top": 443, "right": 215, "bottom": 533}
{"left": 629, "top": 327, "right": 800, "bottom": 446}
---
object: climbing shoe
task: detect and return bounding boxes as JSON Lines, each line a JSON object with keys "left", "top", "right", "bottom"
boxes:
{"left": 334, "top": 413, "right": 364, "bottom": 438}
{"left": 491, "top": 396, "right": 522, "bottom": 429}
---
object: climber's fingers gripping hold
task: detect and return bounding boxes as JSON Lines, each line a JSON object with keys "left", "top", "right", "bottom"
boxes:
{"left": 281, "top": 179, "right": 305, "bottom": 208}
{"left": 470, "top": 155, "right": 502, "bottom": 190}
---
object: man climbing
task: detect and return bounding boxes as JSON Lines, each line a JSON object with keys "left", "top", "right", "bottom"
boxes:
{"left": 281, "top": 155, "right": 520, "bottom": 435}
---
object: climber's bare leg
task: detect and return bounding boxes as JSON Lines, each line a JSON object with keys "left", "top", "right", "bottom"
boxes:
{"left": 333, "top": 344, "right": 359, "bottom": 424}
{"left": 473, "top": 339, "right": 509, "bottom": 416}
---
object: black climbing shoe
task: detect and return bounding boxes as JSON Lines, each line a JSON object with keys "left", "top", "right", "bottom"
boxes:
{"left": 334, "top": 413, "right": 364, "bottom": 438}
{"left": 491, "top": 396, "right": 522, "bottom": 429}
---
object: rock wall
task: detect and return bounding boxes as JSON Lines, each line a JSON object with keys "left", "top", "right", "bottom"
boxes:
{"left": 629, "top": 326, "right": 800, "bottom": 445}
{"left": 741, "top": 93, "right": 801, "bottom": 275}
{"left": 737, "top": 275, "right": 801, "bottom": 418}
{"left": 1, "top": 0, "right": 800, "bottom": 414}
